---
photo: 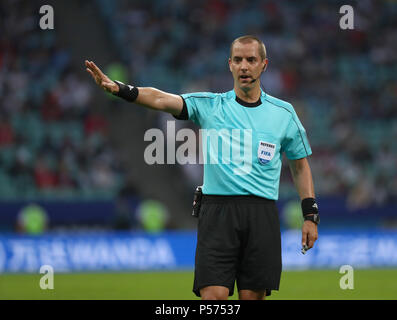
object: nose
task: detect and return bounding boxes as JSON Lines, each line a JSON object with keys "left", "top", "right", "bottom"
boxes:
{"left": 240, "top": 59, "right": 249, "bottom": 72}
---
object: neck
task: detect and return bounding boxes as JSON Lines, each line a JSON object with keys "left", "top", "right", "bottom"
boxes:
{"left": 234, "top": 84, "right": 261, "bottom": 103}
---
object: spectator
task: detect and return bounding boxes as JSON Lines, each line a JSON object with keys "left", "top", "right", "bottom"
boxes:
{"left": 34, "top": 155, "right": 58, "bottom": 189}
{"left": 0, "top": 113, "right": 14, "bottom": 146}
{"left": 84, "top": 112, "right": 108, "bottom": 136}
{"left": 0, "top": 0, "right": 125, "bottom": 200}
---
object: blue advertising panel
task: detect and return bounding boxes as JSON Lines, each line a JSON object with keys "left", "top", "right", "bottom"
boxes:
{"left": 0, "top": 231, "right": 196, "bottom": 273}
{"left": 1, "top": 230, "right": 397, "bottom": 273}
{"left": 281, "top": 230, "right": 397, "bottom": 270}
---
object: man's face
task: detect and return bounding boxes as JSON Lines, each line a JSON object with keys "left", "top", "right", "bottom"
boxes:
{"left": 229, "top": 41, "right": 267, "bottom": 91}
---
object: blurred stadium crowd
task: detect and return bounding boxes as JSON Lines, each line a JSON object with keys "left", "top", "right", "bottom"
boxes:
{"left": 0, "top": 0, "right": 124, "bottom": 200}
{"left": 1, "top": 0, "right": 396, "bottom": 212}
{"left": 99, "top": 0, "right": 397, "bottom": 209}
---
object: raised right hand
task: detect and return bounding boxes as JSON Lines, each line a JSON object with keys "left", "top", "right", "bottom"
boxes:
{"left": 85, "top": 60, "right": 119, "bottom": 93}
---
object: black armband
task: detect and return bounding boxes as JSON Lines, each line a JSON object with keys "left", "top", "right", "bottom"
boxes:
{"left": 113, "top": 80, "right": 139, "bottom": 102}
{"left": 301, "top": 197, "right": 319, "bottom": 216}
{"left": 173, "top": 96, "right": 189, "bottom": 120}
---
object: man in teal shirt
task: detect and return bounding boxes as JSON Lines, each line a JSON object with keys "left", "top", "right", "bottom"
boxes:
{"left": 85, "top": 35, "right": 319, "bottom": 300}
{"left": 179, "top": 88, "right": 311, "bottom": 201}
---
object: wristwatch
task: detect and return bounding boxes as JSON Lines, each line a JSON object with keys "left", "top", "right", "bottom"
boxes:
{"left": 304, "top": 214, "right": 320, "bottom": 225}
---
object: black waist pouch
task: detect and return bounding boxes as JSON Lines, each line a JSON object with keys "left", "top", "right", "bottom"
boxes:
{"left": 192, "top": 186, "right": 203, "bottom": 218}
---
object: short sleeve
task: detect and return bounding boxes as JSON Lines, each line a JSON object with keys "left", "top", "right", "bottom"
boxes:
{"left": 173, "top": 96, "right": 189, "bottom": 120}
{"left": 177, "top": 92, "right": 216, "bottom": 126}
{"left": 282, "top": 111, "right": 312, "bottom": 159}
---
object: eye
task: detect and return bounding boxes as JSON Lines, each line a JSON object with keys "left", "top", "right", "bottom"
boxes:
{"left": 233, "top": 57, "right": 242, "bottom": 63}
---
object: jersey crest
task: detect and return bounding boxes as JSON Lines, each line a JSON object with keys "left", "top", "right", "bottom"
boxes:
{"left": 258, "top": 141, "right": 276, "bottom": 165}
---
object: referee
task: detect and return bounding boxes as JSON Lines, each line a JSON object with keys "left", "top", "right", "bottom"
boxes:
{"left": 85, "top": 35, "right": 319, "bottom": 300}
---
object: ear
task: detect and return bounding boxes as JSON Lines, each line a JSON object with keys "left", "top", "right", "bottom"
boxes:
{"left": 262, "top": 58, "right": 268, "bottom": 72}
{"left": 228, "top": 58, "right": 233, "bottom": 72}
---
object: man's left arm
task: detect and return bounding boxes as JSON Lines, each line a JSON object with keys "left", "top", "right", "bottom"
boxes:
{"left": 288, "top": 157, "right": 319, "bottom": 251}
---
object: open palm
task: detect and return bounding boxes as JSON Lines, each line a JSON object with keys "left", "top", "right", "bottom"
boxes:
{"left": 85, "top": 60, "right": 118, "bottom": 93}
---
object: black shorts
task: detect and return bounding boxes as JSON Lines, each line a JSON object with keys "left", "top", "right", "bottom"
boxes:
{"left": 193, "top": 195, "right": 282, "bottom": 297}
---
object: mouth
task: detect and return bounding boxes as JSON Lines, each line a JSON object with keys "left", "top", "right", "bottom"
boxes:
{"left": 239, "top": 75, "right": 252, "bottom": 83}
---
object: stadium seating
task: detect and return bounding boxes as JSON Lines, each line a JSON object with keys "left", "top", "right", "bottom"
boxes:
{"left": 1, "top": 0, "right": 396, "bottom": 210}
{"left": 0, "top": 0, "right": 124, "bottom": 201}
{"left": 93, "top": 0, "right": 397, "bottom": 207}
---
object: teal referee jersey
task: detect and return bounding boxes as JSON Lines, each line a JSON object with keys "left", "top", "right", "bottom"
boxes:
{"left": 175, "top": 89, "right": 312, "bottom": 200}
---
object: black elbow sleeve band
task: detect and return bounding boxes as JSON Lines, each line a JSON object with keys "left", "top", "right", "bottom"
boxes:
{"left": 113, "top": 80, "right": 139, "bottom": 102}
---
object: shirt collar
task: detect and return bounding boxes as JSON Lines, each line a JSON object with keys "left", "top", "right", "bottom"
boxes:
{"left": 233, "top": 89, "right": 265, "bottom": 108}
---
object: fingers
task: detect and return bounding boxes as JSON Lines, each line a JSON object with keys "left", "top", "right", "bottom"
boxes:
{"left": 307, "top": 234, "right": 315, "bottom": 249}
{"left": 84, "top": 60, "right": 116, "bottom": 93}
{"left": 85, "top": 60, "right": 97, "bottom": 73}
{"left": 308, "top": 232, "right": 318, "bottom": 249}
{"left": 86, "top": 67, "right": 95, "bottom": 78}
{"left": 304, "top": 231, "right": 317, "bottom": 249}
{"left": 88, "top": 60, "right": 104, "bottom": 77}
{"left": 85, "top": 60, "right": 106, "bottom": 88}
{"left": 84, "top": 60, "right": 98, "bottom": 75}
{"left": 302, "top": 223, "right": 318, "bottom": 252}
{"left": 85, "top": 60, "right": 93, "bottom": 69}
{"left": 302, "top": 229, "right": 308, "bottom": 248}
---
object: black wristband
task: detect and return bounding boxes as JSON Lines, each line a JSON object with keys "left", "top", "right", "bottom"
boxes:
{"left": 113, "top": 80, "right": 139, "bottom": 102}
{"left": 301, "top": 197, "right": 319, "bottom": 217}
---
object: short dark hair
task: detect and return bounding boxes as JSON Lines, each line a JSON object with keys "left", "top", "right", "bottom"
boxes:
{"left": 230, "top": 35, "right": 267, "bottom": 60}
